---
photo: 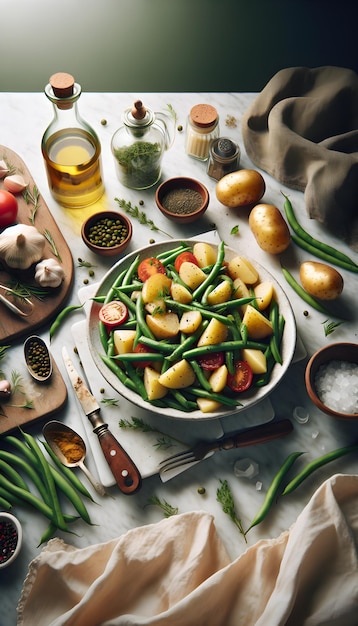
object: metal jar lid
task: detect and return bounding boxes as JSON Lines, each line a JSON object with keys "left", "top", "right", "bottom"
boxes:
{"left": 211, "top": 137, "right": 240, "bottom": 162}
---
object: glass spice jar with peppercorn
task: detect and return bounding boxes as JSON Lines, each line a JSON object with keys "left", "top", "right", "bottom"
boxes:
{"left": 207, "top": 137, "right": 241, "bottom": 180}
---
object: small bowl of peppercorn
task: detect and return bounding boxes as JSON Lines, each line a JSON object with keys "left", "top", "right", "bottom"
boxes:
{"left": 81, "top": 211, "right": 132, "bottom": 257}
{"left": 155, "top": 177, "right": 209, "bottom": 224}
{"left": 0, "top": 512, "right": 22, "bottom": 569}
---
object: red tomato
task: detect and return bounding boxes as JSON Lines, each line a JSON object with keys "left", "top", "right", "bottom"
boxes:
{"left": 137, "top": 257, "right": 166, "bottom": 282}
{"left": 197, "top": 351, "right": 225, "bottom": 371}
{"left": 174, "top": 251, "right": 199, "bottom": 272}
{"left": 132, "top": 342, "right": 157, "bottom": 369}
{"left": 99, "top": 301, "right": 128, "bottom": 329}
{"left": 227, "top": 361, "right": 253, "bottom": 392}
{"left": 0, "top": 190, "right": 18, "bottom": 229}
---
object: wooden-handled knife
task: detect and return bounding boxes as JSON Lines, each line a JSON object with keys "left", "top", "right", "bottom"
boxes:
{"left": 62, "top": 347, "right": 142, "bottom": 494}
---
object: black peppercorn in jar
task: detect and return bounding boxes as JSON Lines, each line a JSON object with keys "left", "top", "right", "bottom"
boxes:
{"left": 207, "top": 137, "right": 240, "bottom": 180}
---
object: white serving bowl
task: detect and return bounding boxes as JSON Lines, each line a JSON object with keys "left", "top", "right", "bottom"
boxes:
{"left": 87, "top": 239, "right": 297, "bottom": 420}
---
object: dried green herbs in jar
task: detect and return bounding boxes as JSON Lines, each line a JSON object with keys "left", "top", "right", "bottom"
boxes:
{"left": 113, "top": 141, "right": 161, "bottom": 189}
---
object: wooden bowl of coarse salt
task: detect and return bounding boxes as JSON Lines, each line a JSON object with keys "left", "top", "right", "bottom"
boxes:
{"left": 305, "top": 342, "right": 358, "bottom": 419}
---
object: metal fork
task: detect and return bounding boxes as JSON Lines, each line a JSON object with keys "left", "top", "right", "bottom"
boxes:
{"left": 159, "top": 419, "right": 293, "bottom": 475}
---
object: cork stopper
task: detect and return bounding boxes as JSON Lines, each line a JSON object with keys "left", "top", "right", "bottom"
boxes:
{"left": 131, "top": 100, "right": 147, "bottom": 120}
{"left": 49, "top": 72, "right": 75, "bottom": 98}
{"left": 190, "top": 104, "right": 218, "bottom": 128}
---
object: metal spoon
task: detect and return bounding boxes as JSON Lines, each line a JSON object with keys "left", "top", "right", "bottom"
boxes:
{"left": 43, "top": 420, "right": 106, "bottom": 496}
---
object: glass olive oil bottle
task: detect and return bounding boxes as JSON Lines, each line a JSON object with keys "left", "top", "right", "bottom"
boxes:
{"left": 42, "top": 73, "right": 104, "bottom": 208}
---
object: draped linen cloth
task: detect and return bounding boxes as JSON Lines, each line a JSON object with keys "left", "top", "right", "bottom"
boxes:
{"left": 241, "top": 66, "right": 358, "bottom": 250}
{"left": 17, "top": 473, "right": 358, "bottom": 625}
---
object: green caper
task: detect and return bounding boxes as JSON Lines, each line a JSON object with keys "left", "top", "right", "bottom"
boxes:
{"left": 87, "top": 217, "right": 129, "bottom": 248}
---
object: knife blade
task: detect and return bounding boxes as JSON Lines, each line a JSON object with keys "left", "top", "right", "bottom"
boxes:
{"left": 62, "top": 347, "right": 142, "bottom": 494}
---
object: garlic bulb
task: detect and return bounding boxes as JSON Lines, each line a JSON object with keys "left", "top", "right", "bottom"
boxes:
{"left": 35, "top": 258, "right": 65, "bottom": 288}
{"left": 4, "top": 174, "right": 27, "bottom": 194}
{"left": 0, "top": 224, "right": 46, "bottom": 269}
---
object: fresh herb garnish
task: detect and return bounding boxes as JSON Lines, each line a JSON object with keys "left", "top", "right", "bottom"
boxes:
{"left": 216, "top": 479, "right": 247, "bottom": 542}
{"left": 147, "top": 495, "right": 178, "bottom": 518}
{"left": 101, "top": 397, "right": 119, "bottom": 406}
{"left": 43, "top": 229, "right": 62, "bottom": 262}
{"left": 322, "top": 319, "right": 343, "bottom": 336}
{"left": 230, "top": 225, "right": 240, "bottom": 235}
{"left": 115, "top": 198, "right": 173, "bottom": 239}
{"left": 23, "top": 185, "right": 41, "bottom": 223}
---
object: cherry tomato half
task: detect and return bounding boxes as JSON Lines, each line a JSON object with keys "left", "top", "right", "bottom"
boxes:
{"left": 99, "top": 300, "right": 129, "bottom": 330}
{"left": 174, "top": 251, "right": 199, "bottom": 273}
{"left": 0, "top": 190, "right": 18, "bottom": 229}
{"left": 132, "top": 342, "right": 157, "bottom": 369}
{"left": 227, "top": 360, "right": 253, "bottom": 393}
{"left": 137, "top": 257, "right": 166, "bottom": 282}
{"left": 197, "top": 351, "right": 225, "bottom": 371}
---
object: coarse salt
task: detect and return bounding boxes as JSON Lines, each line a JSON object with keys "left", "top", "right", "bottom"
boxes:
{"left": 315, "top": 360, "right": 358, "bottom": 414}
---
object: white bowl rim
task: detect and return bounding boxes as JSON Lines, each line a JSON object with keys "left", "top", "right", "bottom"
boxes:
{"left": 0, "top": 511, "right": 22, "bottom": 568}
{"left": 87, "top": 238, "right": 297, "bottom": 421}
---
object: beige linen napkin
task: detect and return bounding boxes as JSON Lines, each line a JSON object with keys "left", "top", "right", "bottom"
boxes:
{"left": 18, "top": 473, "right": 358, "bottom": 626}
{"left": 241, "top": 66, "right": 358, "bottom": 250}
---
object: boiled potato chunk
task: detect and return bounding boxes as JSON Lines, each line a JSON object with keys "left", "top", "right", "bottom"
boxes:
{"left": 249, "top": 204, "right": 291, "bottom": 254}
{"left": 193, "top": 242, "right": 217, "bottom": 268}
{"left": 146, "top": 312, "right": 180, "bottom": 340}
{"left": 299, "top": 261, "right": 344, "bottom": 300}
{"left": 158, "top": 359, "right": 196, "bottom": 389}
{"left": 242, "top": 305, "right": 273, "bottom": 339}
{"left": 197, "top": 318, "right": 228, "bottom": 346}
{"left": 145, "top": 299, "right": 166, "bottom": 314}
{"left": 196, "top": 397, "right": 222, "bottom": 413}
{"left": 113, "top": 329, "right": 136, "bottom": 355}
{"left": 208, "top": 364, "right": 228, "bottom": 392}
{"left": 216, "top": 169, "right": 266, "bottom": 208}
{"left": 227, "top": 256, "right": 259, "bottom": 284}
{"left": 142, "top": 273, "right": 172, "bottom": 304}
{"left": 254, "top": 281, "right": 274, "bottom": 311}
{"left": 179, "top": 261, "right": 207, "bottom": 290}
{"left": 241, "top": 349, "right": 267, "bottom": 374}
{"left": 207, "top": 280, "right": 232, "bottom": 305}
{"left": 170, "top": 282, "right": 193, "bottom": 304}
{"left": 179, "top": 310, "right": 202, "bottom": 334}
{"left": 144, "top": 367, "right": 168, "bottom": 400}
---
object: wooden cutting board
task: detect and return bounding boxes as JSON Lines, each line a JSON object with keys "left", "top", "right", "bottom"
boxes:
{"left": 0, "top": 145, "right": 74, "bottom": 345}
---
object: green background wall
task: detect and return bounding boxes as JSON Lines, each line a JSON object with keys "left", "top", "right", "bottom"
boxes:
{"left": 0, "top": 0, "right": 356, "bottom": 93}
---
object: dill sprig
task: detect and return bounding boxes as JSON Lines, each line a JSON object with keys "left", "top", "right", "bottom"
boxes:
{"left": 43, "top": 229, "right": 62, "bottom": 262}
{"left": 322, "top": 319, "right": 343, "bottom": 336}
{"left": 216, "top": 479, "right": 247, "bottom": 542}
{"left": 115, "top": 198, "right": 174, "bottom": 239}
{"left": 147, "top": 495, "right": 178, "bottom": 518}
{"left": 23, "top": 184, "right": 41, "bottom": 223}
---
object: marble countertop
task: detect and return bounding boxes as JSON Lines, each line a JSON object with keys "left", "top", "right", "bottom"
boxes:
{"left": 0, "top": 92, "right": 357, "bottom": 624}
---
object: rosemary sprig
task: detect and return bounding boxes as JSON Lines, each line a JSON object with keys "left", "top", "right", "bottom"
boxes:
{"left": 322, "top": 319, "right": 343, "bottom": 336}
{"left": 77, "top": 259, "right": 97, "bottom": 268}
{"left": 23, "top": 185, "right": 41, "bottom": 223}
{"left": 216, "top": 479, "right": 247, "bottom": 542}
{"left": 115, "top": 198, "right": 174, "bottom": 239}
{"left": 0, "top": 156, "right": 16, "bottom": 175}
{"left": 101, "top": 397, "right": 119, "bottom": 406}
{"left": 10, "top": 370, "right": 25, "bottom": 395}
{"left": 165, "top": 103, "right": 177, "bottom": 124}
{"left": 147, "top": 495, "right": 178, "bottom": 518}
{"left": 7, "top": 399, "right": 34, "bottom": 410}
{"left": 43, "top": 229, "right": 62, "bottom": 262}
{"left": 6, "top": 281, "right": 50, "bottom": 301}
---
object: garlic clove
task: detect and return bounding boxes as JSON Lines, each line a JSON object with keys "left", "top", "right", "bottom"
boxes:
{"left": 0, "top": 160, "right": 9, "bottom": 179}
{"left": 4, "top": 174, "right": 27, "bottom": 194}
{"left": 34, "top": 258, "right": 65, "bottom": 288}
{"left": 0, "top": 379, "right": 11, "bottom": 399}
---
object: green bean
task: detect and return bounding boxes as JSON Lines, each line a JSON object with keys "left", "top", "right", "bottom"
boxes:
{"left": 41, "top": 440, "right": 95, "bottom": 501}
{"left": 0, "top": 450, "right": 49, "bottom": 505}
{"left": 100, "top": 355, "right": 137, "bottom": 391}
{"left": 190, "top": 360, "right": 212, "bottom": 391}
{"left": 157, "top": 244, "right": 190, "bottom": 264}
{"left": 246, "top": 452, "right": 305, "bottom": 533}
{"left": 166, "top": 298, "right": 230, "bottom": 325}
{"left": 120, "top": 255, "right": 140, "bottom": 287}
{"left": 112, "top": 352, "right": 164, "bottom": 363}
{"left": 49, "top": 304, "right": 84, "bottom": 341}
{"left": 0, "top": 472, "right": 64, "bottom": 525}
{"left": 187, "top": 387, "right": 242, "bottom": 407}
{"left": 255, "top": 315, "right": 285, "bottom": 387}
{"left": 49, "top": 465, "right": 93, "bottom": 525}
{"left": 183, "top": 340, "right": 268, "bottom": 360}
{"left": 0, "top": 495, "right": 11, "bottom": 510}
{"left": 165, "top": 322, "right": 208, "bottom": 363}
{"left": 135, "top": 335, "right": 175, "bottom": 354}
{"left": 281, "top": 265, "right": 333, "bottom": 316}
{"left": 21, "top": 430, "right": 68, "bottom": 532}
{"left": 282, "top": 193, "right": 358, "bottom": 271}
{"left": 281, "top": 445, "right": 358, "bottom": 496}
{"left": 269, "top": 300, "right": 283, "bottom": 365}
{"left": 104, "top": 268, "right": 127, "bottom": 304}
{"left": 135, "top": 293, "right": 156, "bottom": 340}
{"left": 124, "top": 361, "right": 148, "bottom": 400}
{"left": 0, "top": 459, "right": 28, "bottom": 491}
{"left": 192, "top": 240, "right": 226, "bottom": 300}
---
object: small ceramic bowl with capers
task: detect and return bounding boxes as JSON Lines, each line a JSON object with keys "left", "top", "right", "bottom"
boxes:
{"left": 81, "top": 211, "right": 133, "bottom": 257}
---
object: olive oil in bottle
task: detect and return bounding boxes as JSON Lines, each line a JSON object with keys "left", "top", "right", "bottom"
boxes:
{"left": 42, "top": 73, "right": 104, "bottom": 208}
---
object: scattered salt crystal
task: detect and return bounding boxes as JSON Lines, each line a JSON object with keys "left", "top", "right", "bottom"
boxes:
{"left": 234, "top": 458, "right": 259, "bottom": 479}
{"left": 255, "top": 481, "right": 263, "bottom": 491}
{"left": 315, "top": 360, "right": 358, "bottom": 415}
{"left": 311, "top": 430, "right": 320, "bottom": 440}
